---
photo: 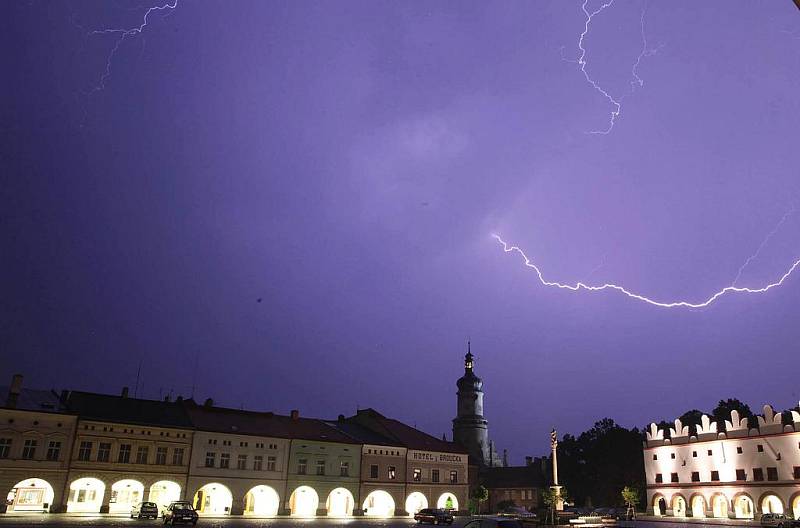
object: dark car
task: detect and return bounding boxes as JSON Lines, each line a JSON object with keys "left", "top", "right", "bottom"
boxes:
{"left": 163, "top": 501, "right": 198, "bottom": 525}
{"left": 464, "top": 517, "right": 524, "bottom": 528}
{"left": 131, "top": 501, "right": 159, "bottom": 519}
{"left": 415, "top": 508, "right": 454, "bottom": 525}
{"left": 761, "top": 513, "right": 792, "bottom": 528}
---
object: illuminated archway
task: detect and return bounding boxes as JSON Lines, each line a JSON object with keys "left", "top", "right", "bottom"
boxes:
{"left": 671, "top": 494, "right": 686, "bottom": 517}
{"left": 193, "top": 483, "right": 232, "bottom": 515}
{"left": 652, "top": 494, "right": 666, "bottom": 516}
{"left": 760, "top": 494, "right": 784, "bottom": 515}
{"left": 711, "top": 494, "right": 728, "bottom": 518}
{"left": 362, "top": 490, "right": 395, "bottom": 517}
{"left": 406, "top": 492, "right": 428, "bottom": 516}
{"left": 733, "top": 494, "right": 754, "bottom": 519}
{"left": 7, "top": 479, "right": 55, "bottom": 513}
{"left": 437, "top": 492, "right": 458, "bottom": 511}
{"left": 792, "top": 494, "right": 800, "bottom": 520}
{"left": 326, "top": 488, "right": 354, "bottom": 516}
{"left": 149, "top": 481, "right": 181, "bottom": 513}
{"left": 67, "top": 478, "right": 105, "bottom": 513}
{"left": 244, "top": 485, "right": 280, "bottom": 516}
{"left": 109, "top": 479, "right": 144, "bottom": 513}
{"left": 690, "top": 495, "right": 706, "bottom": 518}
{"left": 289, "top": 486, "right": 319, "bottom": 516}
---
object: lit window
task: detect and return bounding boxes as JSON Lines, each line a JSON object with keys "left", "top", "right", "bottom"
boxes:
{"left": 340, "top": 461, "right": 349, "bottom": 476}
{"left": 267, "top": 456, "right": 276, "bottom": 471}
{"left": 220, "top": 453, "right": 230, "bottom": 469}
{"left": 78, "top": 441, "right": 92, "bottom": 461}
{"left": 254, "top": 455, "right": 263, "bottom": 470}
{"left": 46, "top": 441, "right": 61, "bottom": 461}
{"left": 118, "top": 444, "right": 131, "bottom": 463}
{"left": 172, "top": 448, "right": 184, "bottom": 465}
{"left": 388, "top": 466, "right": 396, "bottom": 480}
{"left": 370, "top": 464, "right": 378, "bottom": 479}
{"left": 450, "top": 471, "right": 458, "bottom": 484}
{"left": 413, "top": 468, "right": 421, "bottom": 481}
{"left": 298, "top": 459, "right": 307, "bottom": 475}
{"left": 22, "top": 439, "right": 37, "bottom": 460}
{"left": 155, "top": 447, "right": 167, "bottom": 465}
{"left": 205, "top": 452, "right": 216, "bottom": 468}
{"left": 136, "top": 446, "right": 149, "bottom": 464}
{"left": 97, "top": 443, "right": 111, "bottom": 462}
{"left": 0, "top": 438, "right": 11, "bottom": 458}
{"left": 432, "top": 469, "right": 440, "bottom": 483}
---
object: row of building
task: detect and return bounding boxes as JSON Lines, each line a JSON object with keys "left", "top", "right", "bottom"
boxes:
{"left": 0, "top": 374, "right": 469, "bottom": 517}
{"left": 643, "top": 405, "right": 800, "bottom": 520}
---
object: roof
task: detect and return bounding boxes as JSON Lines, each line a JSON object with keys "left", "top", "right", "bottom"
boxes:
{"left": 347, "top": 408, "right": 467, "bottom": 454}
{"left": 182, "top": 401, "right": 359, "bottom": 443}
{"left": 481, "top": 464, "right": 545, "bottom": 489}
{"left": 65, "top": 391, "right": 193, "bottom": 429}
{"left": 0, "top": 387, "right": 66, "bottom": 413}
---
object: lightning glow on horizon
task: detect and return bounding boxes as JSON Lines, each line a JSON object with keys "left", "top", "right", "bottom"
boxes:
{"left": 570, "top": 0, "right": 660, "bottom": 134}
{"left": 87, "top": 0, "right": 178, "bottom": 94}
{"left": 492, "top": 234, "right": 800, "bottom": 309}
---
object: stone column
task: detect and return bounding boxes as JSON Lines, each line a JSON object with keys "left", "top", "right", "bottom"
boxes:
{"left": 550, "top": 429, "right": 563, "bottom": 511}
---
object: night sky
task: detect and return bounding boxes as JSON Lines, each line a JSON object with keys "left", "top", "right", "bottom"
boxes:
{"left": 3, "top": 1, "right": 800, "bottom": 463}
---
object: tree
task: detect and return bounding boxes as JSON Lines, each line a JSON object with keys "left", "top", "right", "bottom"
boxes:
{"left": 541, "top": 487, "right": 568, "bottom": 525}
{"left": 712, "top": 399, "right": 754, "bottom": 430}
{"left": 470, "top": 485, "right": 488, "bottom": 514}
{"left": 621, "top": 486, "right": 640, "bottom": 520}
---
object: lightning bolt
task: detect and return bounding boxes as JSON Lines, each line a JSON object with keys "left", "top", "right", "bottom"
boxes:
{"left": 491, "top": 234, "right": 800, "bottom": 309}
{"left": 569, "top": 0, "right": 660, "bottom": 134}
{"left": 86, "top": 0, "right": 178, "bottom": 94}
{"left": 732, "top": 204, "right": 796, "bottom": 287}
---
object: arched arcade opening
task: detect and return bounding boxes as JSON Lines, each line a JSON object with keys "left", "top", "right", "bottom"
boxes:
{"left": 244, "top": 485, "right": 280, "bottom": 516}
{"left": 362, "top": 490, "right": 395, "bottom": 517}
{"left": 406, "top": 492, "right": 428, "bottom": 516}
{"left": 711, "top": 494, "right": 728, "bottom": 518}
{"left": 761, "top": 494, "right": 784, "bottom": 515}
{"left": 326, "top": 488, "right": 354, "bottom": 516}
{"left": 437, "top": 492, "right": 458, "bottom": 511}
{"left": 67, "top": 478, "right": 105, "bottom": 513}
{"left": 6, "top": 479, "right": 55, "bottom": 513}
{"left": 734, "top": 494, "right": 754, "bottom": 519}
{"left": 671, "top": 495, "right": 686, "bottom": 517}
{"left": 691, "top": 495, "right": 706, "bottom": 518}
{"left": 149, "top": 481, "right": 181, "bottom": 513}
{"left": 109, "top": 479, "right": 144, "bottom": 514}
{"left": 289, "top": 486, "right": 319, "bottom": 516}
{"left": 652, "top": 494, "right": 666, "bottom": 516}
{"left": 193, "top": 483, "right": 233, "bottom": 515}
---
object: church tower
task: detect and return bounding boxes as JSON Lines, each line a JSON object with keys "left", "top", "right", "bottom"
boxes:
{"left": 453, "top": 344, "right": 492, "bottom": 466}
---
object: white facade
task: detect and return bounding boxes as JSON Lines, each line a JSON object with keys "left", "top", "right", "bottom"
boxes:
{"left": 643, "top": 405, "right": 800, "bottom": 519}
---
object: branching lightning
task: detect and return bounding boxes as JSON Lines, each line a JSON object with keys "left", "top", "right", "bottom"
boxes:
{"left": 732, "top": 204, "right": 796, "bottom": 286}
{"left": 86, "top": 0, "right": 178, "bottom": 94}
{"left": 492, "top": 234, "right": 800, "bottom": 309}
{"left": 569, "top": 0, "right": 661, "bottom": 134}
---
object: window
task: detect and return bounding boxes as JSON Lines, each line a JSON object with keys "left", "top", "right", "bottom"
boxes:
{"left": 22, "top": 439, "right": 37, "bottom": 459}
{"left": 238, "top": 454, "right": 247, "bottom": 470}
{"left": 136, "top": 446, "right": 149, "bottom": 464}
{"left": 691, "top": 471, "right": 700, "bottom": 482}
{"left": 78, "top": 441, "right": 92, "bottom": 461}
{"left": 670, "top": 473, "right": 679, "bottom": 483}
{"left": 450, "top": 470, "right": 458, "bottom": 484}
{"left": 370, "top": 464, "right": 378, "bottom": 479}
{"left": 267, "top": 455, "right": 276, "bottom": 471}
{"left": 767, "top": 467, "right": 778, "bottom": 481}
{"left": 757, "top": 444, "right": 764, "bottom": 453}
{"left": 652, "top": 454, "right": 657, "bottom": 461}
{"left": 46, "top": 441, "right": 61, "bottom": 461}
{"left": 205, "top": 452, "right": 216, "bottom": 468}
{"left": 297, "top": 459, "right": 307, "bottom": 475}
{"left": 670, "top": 453, "right": 676, "bottom": 459}
{"left": 254, "top": 455, "right": 263, "bottom": 470}
{"left": 172, "top": 448, "right": 184, "bottom": 466}
{"left": 118, "top": 444, "right": 131, "bottom": 463}
{"left": 388, "top": 466, "right": 396, "bottom": 480}
{"left": 240, "top": 441, "right": 248, "bottom": 447}
{"left": 736, "top": 469, "right": 747, "bottom": 481}
{"left": 737, "top": 446, "right": 743, "bottom": 454}
{"left": 340, "top": 461, "right": 349, "bottom": 476}
{"left": 753, "top": 468, "right": 764, "bottom": 481}
{"left": 155, "top": 447, "right": 167, "bottom": 465}
{"left": 98, "top": 443, "right": 111, "bottom": 462}
{"left": 692, "top": 451, "right": 697, "bottom": 458}
{"left": 0, "top": 438, "right": 11, "bottom": 458}
{"left": 316, "top": 459, "right": 325, "bottom": 476}
{"left": 793, "top": 466, "right": 800, "bottom": 480}
{"left": 220, "top": 453, "right": 230, "bottom": 469}
{"left": 413, "top": 468, "right": 421, "bottom": 481}
{"left": 432, "top": 469, "right": 440, "bottom": 483}
{"left": 710, "top": 470, "right": 720, "bottom": 482}
{"left": 707, "top": 449, "right": 713, "bottom": 456}
{"left": 655, "top": 474, "right": 663, "bottom": 483}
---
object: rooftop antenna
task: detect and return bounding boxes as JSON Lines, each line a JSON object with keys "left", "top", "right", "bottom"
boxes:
{"left": 134, "top": 358, "right": 142, "bottom": 398}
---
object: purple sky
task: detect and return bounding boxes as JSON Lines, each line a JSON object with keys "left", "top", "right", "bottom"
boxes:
{"left": 3, "top": 1, "right": 800, "bottom": 462}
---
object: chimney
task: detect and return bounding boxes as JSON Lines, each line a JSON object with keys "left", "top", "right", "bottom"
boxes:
{"left": 59, "top": 390, "right": 69, "bottom": 404}
{"left": 121, "top": 387, "right": 129, "bottom": 398}
{"left": 204, "top": 398, "right": 214, "bottom": 407}
{"left": 525, "top": 456, "right": 533, "bottom": 466}
{"left": 290, "top": 409, "right": 299, "bottom": 420}
{"left": 6, "top": 374, "right": 23, "bottom": 408}
{"left": 503, "top": 449, "right": 508, "bottom": 467}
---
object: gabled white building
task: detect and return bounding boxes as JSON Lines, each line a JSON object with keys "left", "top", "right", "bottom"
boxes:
{"left": 643, "top": 405, "right": 800, "bottom": 520}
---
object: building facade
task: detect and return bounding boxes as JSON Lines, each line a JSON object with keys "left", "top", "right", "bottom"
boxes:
{"left": 643, "top": 405, "right": 800, "bottom": 520}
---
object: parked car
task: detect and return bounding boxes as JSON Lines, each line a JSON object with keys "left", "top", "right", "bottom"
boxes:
{"left": 163, "top": 501, "right": 199, "bottom": 525}
{"left": 463, "top": 517, "right": 524, "bottom": 528}
{"left": 415, "top": 508, "right": 454, "bottom": 525}
{"left": 761, "top": 513, "right": 795, "bottom": 528}
{"left": 131, "top": 501, "right": 159, "bottom": 519}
